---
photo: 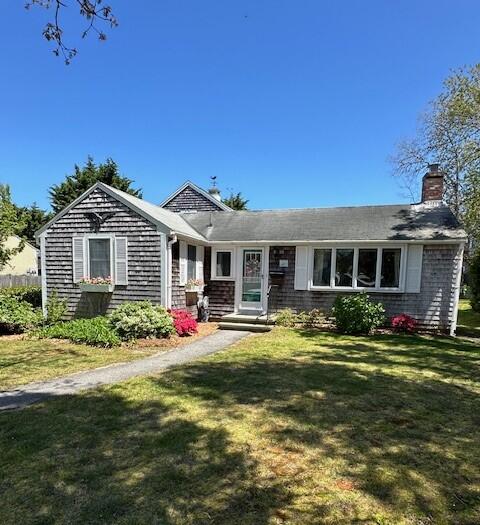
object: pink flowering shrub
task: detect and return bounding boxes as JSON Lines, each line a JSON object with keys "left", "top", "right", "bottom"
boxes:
{"left": 170, "top": 309, "right": 198, "bottom": 336}
{"left": 391, "top": 313, "right": 417, "bottom": 333}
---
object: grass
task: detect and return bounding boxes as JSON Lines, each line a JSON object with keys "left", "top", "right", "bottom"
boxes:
{"left": 0, "top": 323, "right": 217, "bottom": 391}
{"left": 458, "top": 298, "right": 480, "bottom": 339}
{"left": 1, "top": 329, "right": 479, "bottom": 524}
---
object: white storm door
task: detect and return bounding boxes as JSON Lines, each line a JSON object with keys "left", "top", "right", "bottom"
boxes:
{"left": 238, "top": 248, "right": 264, "bottom": 311}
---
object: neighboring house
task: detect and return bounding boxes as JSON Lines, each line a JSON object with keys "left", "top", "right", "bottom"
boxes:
{"left": 0, "top": 235, "right": 38, "bottom": 276}
{"left": 36, "top": 166, "right": 466, "bottom": 334}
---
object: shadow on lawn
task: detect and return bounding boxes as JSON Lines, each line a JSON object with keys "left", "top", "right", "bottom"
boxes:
{"left": 158, "top": 332, "right": 480, "bottom": 523}
{"left": 0, "top": 391, "right": 290, "bottom": 525}
{"left": 0, "top": 331, "right": 479, "bottom": 524}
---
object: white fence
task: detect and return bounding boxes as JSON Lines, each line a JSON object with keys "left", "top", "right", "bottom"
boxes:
{"left": 0, "top": 275, "right": 41, "bottom": 288}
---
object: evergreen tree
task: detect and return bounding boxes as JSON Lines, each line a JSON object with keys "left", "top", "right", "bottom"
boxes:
{"left": 222, "top": 192, "right": 249, "bottom": 211}
{"left": 49, "top": 157, "right": 142, "bottom": 214}
{"left": 16, "top": 204, "right": 53, "bottom": 244}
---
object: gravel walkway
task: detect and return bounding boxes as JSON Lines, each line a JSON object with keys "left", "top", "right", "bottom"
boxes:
{"left": 0, "top": 330, "right": 250, "bottom": 411}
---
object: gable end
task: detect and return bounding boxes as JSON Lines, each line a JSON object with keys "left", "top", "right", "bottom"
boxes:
{"left": 160, "top": 182, "right": 231, "bottom": 213}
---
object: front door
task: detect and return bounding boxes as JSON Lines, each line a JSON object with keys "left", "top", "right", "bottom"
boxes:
{"left": 238, "top": 248, "right": 264, "bottom": 312}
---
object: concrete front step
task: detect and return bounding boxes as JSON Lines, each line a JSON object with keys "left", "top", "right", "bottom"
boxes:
{"left": 221, "top": 313, "right": 276, "bottom": 325}
{"left": 218, "top": 322, "right": 272, "bottom": 333}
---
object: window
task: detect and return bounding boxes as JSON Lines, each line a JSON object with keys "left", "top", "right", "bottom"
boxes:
{"left": 381, "top": 248, "right": 401, "bottom": 288}
{"left": 89, "top": 238, "right": 111, "bottom": 279}
{"left": 335, "top": 249, "right": 354, "bottom": 287}
{"left": 357, "top": 249, "right": 377, "bottom": 288}
{"left": 187, "top": 244, "right": 197, "bottom": 281}
{"left": 310, "top": 246, "right": 403, "bottom": 291}
{"left": 313, "top": 249, "right": 332, "bottom": 286}
{"left": 216, "top": 251, "right": 232, "bottom": 278}
{"left": 211, "top": 248, "right": 234, "bottom": 280}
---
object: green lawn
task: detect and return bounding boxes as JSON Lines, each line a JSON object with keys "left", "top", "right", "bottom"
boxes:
{"left": 0, "top": 324, "right": 216, "bottom": 391}
{"left": 1, "top": 329, "right": 479, "bottom": 524}
{"left": 458, "top": 299, "right": 480, "bottom": 339}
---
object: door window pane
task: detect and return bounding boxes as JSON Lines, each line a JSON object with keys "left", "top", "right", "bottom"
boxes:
{"left": 381, "top": 249, "right": 401, "bottom": 288}
{"left": 335, "top": 249, "right": 354, "bottom": 287}
{"left": 357, "top": 249, "right": 377, "bottom": 287}
{"left": 187, "top": 245, "right": 197, "bottom": 280}
{"left": 89, "top": 238, "right": 111, "bottom": 279}
{"left": 216, "top": 251, "right": 231, "bottom": 277}
{"left": 313, "top": 249, "right": 332, "bottom": 286}
{"left": 242, "top": 250, "right": 262, "bottom": 302}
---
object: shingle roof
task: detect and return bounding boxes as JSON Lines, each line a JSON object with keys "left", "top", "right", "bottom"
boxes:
{"left": 36, "top": 182, "right": 205, "bottom": 241}
{"left": 180, "top": 204, "right": 466, "bottom": 242}
{"left": 103, "top": 184, "right": 204, "bottom": 240}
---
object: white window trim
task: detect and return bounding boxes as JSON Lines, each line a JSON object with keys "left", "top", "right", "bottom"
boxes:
{"left": 309, "top": 245, "right": 406, "bottom": 293}
{"left": 211, "top": 247, "right": 235, "bottom": 281}
{"left": 85, "top": 234, "right": 115, "bottom": 281}
{"left": 187, "top": 244, "right": 197, "bottom": 281}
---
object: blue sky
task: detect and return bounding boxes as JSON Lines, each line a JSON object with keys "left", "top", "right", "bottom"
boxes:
{"left": 1, "top": 1, "right": 479, "bottom": 211}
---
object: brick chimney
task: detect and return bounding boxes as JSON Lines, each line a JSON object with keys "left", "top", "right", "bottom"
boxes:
{"left": 422, "top": 164, "right": 444, "bottom": 203}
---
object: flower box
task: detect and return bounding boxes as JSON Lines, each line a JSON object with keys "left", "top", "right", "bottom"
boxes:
{"left": 185, "top": 286, "right": 203, "bottom": 293}
{"left": 79, "top": 283, "right": 115, "bottom": 293}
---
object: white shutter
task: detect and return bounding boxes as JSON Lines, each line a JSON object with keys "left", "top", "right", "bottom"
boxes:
{"left": 405, "top": 245, "right": 423, "bottom": 293}
{"left": 115, "top": 237, "right": 128, "bottom": 285}
{"left": 294, "top": 246, "right": 309, "bottom": 290}
{"left": 72, "top": 236, "right": 85, "bottom": 283}
{"left": 196, "top": 245, "right": 204, "bottom": 282}
{"left": 179, "top": 240, "right": 188, "bottom": 285}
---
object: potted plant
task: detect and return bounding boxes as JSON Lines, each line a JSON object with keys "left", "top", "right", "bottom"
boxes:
{"left": 185, "top": 278, "right": 204, "bottom": 293}
{"left": 79, "top": 276, "right": 115, "bottom": 293}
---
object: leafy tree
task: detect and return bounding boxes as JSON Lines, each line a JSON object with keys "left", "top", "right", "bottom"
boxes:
{"left": 49, "top": 157, "right": 142, "bottom": 214}
{"left": 25, "top": 0, "right": 118, "bottom": 64}
{"left": 470, "top": 249, "right": 480, "bottom": 312}
{"left": 0, "top": 185, "right": 25, "bottom": 271}
{"left": 391, "top": 64, "right": 480, "bottom": 243}
{"left": 222, "top": 192, "right": 249, "bottom": 210}
{"left": 16, "top": 204, "right": 53, "bottom": 244}
{"left": 464, "top": 171, "right": 480, "bottom": 246}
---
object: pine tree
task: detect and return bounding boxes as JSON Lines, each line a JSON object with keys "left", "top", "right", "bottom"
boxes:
{"left": 49, "top": 157, "right": 142, "bottom": 214}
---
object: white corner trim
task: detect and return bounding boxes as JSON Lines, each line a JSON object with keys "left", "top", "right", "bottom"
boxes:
{"left": 450, "top": 242, "right": 465, "bottom": 336}
{"left": 160, "top": 232, "right": 168, "bottom": 307}
{"left": 158, "top": 181, "right": 233, "bottom": 211}
{"left": 40, "top": 233, "right": 47, "bottom": 316}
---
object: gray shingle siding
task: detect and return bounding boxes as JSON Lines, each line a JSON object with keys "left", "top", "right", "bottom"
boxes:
{"left": 204, "top": 247, "right": 235, "bottom": 318}
{"left": 163, "top": 186, "right": 225, "bottom": 213}
{"left": 268, "top": 245, "right": 461, "bottom": 330}
{"left": 170, "top": 242, "right": 198, "bottom": 317}
{"left": 44, "top": 188, "right": 162, "bottom": 318}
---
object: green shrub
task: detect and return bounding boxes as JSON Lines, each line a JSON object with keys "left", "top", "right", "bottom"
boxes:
{"left": 275, "top": 308, "right": 299, "bottom": 327}
{"left": 45, "top": 290, "right": 67, "bottom": 325}
{"left": 109, "top": 301, "right": 175, "bottom": 340}
{"left": 276, "top": 308, "right": 326, "bottom": 328}
{"left": 0, "top": 285, "right": 42, "bottom": 307}
{"left": 0, "top": 296, "right": 43, "bottom": 334}
{"left": 301, "top": 308, "right": 326, "bottom": 328}
{"left": 37, "top": 317, "right": 121, "bottom": 347}
{"left": 470, "top": 250, "right": 480, "bottom": 312}
{"left": 332, "top": 294, "right": 385, "bottom": 335}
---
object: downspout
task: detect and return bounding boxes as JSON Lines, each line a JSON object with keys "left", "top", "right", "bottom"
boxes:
{"left": 450, "top": 242, "right": 465, "bottom": 337}
{"left": 39, "top": 232, "right": 47, "bottom": 316}
{"left": 167, "top": 234, "right": 177, "bottom": 309}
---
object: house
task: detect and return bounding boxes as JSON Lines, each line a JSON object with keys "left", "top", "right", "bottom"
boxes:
{"left": 0, "top": 235, "right": 38, "bottom": 276}
{"left": 36, "top": 165, "right": 466, "bottom": 334}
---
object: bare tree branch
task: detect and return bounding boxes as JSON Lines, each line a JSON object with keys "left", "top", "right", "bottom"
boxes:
{"left": 24, "top": 0, "right": 118, "bottom": 64}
